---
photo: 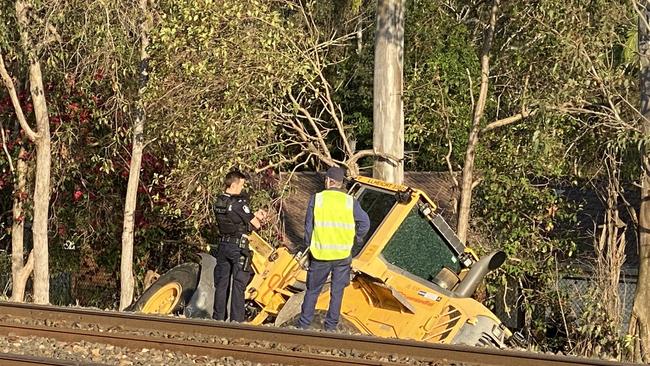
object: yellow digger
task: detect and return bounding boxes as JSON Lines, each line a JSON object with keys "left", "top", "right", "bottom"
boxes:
{"left": 128, "top": 176, "right": 512, "bottom": 347}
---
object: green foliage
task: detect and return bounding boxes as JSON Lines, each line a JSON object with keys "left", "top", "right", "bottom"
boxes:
{"left": 479, "top": 190, "right": 578, "bottom": 312}
{"left": 331, "top": 0, "right": 479, "bottom": 169}
{"left": 0, "top": 0, "right": 644, "bottom": 357}
{"left": 330, "top": 0, "right": 636, "bottom": 354}
{"left": 571, "top": 288, "right": 630, "bottom": 359}
{"left": 476, "top": 164, "right": 579, "bottom": 277}
{"left": 623, "top": 28, "right": 638, "bottom": 65}
{"left": 146, "top": 0, "right": 324, "bottom": 234}
{"left": 402, "top": 4, "right": 477, "bottom": 170}
{"left": 0, "top": 2, "right": 16, "bottom": 50}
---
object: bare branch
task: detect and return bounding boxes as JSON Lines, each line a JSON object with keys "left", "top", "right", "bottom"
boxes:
{"left": 260, "top": 2, "right": 360, "bottom": 172}
{"left": 471, "top": 177, "right": 484, "bottom": 190}
{"left": 316, "top": 66, "right": 354, "bottom": 157}
{"left": 466, "top": 68, "right": 475, "bottom": 109}
{"left": 343, "top": 150, "right": 376, "bottom": 166}
{"left": 551, "top": 103, "right": 642, "bottom": 133}
{"left": 440, "top": 84, "right": 459, "bottom": 188}
{"left": 0, "top": 54, "right": 38, "bottom": 142}
{"left": 633, "top": 0, "right": 650, "bottom": 36}
{"left": 481, "top": 108, "right": 538, "bottom": 133}
{"left": 456, "top": 0, "right": 499, "bottom": 243}
{"left": 345, "top": 149, "right": 401, "bottom": 176}
{"left": 0, "top": 120, "right": 15, "bottom": 174}
{"left": 255, "top": 151, "right": 307, "bottom": 173}
{"left": 288, "top": 93, "right": 332, "bottom": 160}
{"left": 36, "top": 23, "right": 62, "bottom": 50}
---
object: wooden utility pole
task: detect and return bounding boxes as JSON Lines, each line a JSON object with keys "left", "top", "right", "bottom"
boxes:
{"left": 373, "top": 0, "right": 404, "bottom": 184}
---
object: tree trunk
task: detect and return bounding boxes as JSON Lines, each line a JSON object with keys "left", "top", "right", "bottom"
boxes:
{"left": 10, "top": 148, "right": 34, "bottom": 302}
{"left": 594, "top": 151, "right": 626, "bottom": 329}
{"left": 11, "top": 251, "right": 34, "bottom": 302}
{"left": 30, "top": 61, "right": 52, "bottom": 304}
{"left": 632, "top": 4, "right": 650, "bottom": 362}
{"left": 119, "top": 137, "right": 143, "bottom": 310}
{"left": 456, "top": 0, "right": 499, "bottom": 243}
{"left": 634, "top": 152, "right": 650, "bottom": 363}
{"left": 119, "top": 0, "right": 151, "bottom": 310}
{"left": 18, "top": 4, "right": 51, "bottom": 304}
{"left": 373, "top": 0, "right": 404, "bottom": 184}
{"left": 1, "top": 1, "right": 51, "bottom": 304}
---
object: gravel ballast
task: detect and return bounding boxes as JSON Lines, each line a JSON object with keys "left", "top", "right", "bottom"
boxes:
{"left": 0, "top": 334, "right": 274, "bottom": 365}
{"left": 0, "top": 312, "right": 464, "bottom": 365}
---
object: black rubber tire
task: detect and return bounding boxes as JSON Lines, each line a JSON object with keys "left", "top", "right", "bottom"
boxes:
{"left": 125, "top": 262, "right": 200, "bottom": 314}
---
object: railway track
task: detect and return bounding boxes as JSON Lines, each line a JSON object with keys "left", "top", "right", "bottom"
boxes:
{"left": 0, "top": 352, "right": 105, "bottom": 366}
{"left": 0, "top": 301, "right": 639, "bottom": 366}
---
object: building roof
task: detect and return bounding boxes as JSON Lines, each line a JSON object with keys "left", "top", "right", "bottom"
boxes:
{"left": 278, "top": 171, "right": 460, "bottom": 249}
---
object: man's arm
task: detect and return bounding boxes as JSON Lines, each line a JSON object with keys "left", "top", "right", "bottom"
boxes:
{"left": 303, "top": 195, "right": 315, "bottom": 251}
{"left": 232, "top": 199, "right": 255, "bottom": 227}
{"left": 353, "top": 200, "right": 370, "bottom": 244}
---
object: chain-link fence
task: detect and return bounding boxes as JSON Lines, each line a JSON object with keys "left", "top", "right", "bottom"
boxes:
{"left": 559, "top": 273, "right": 638, "bottom": 333}
{"left": 0, "top": 252, "right": 120, "bottom": 309}
{"left": 490, "top": 268, "right": 641, "bottom": 339}
{"left": 0, "top": 251, "right": 11, "bottom": 298}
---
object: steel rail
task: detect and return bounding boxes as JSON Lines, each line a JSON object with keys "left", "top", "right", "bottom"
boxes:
{"left": 0, "top": 301, "right": 640, "bottom": 366}
{"left": 0, "top": 352, "right": 106, "bottom": 366}
{"left": 0, "top": 322, "right": 397, "bottom": 366}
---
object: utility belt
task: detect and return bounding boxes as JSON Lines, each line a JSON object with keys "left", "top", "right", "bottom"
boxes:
{"left": 217, "top": 234, "right": 253, "bottom": 272}
{"left": 218, "top": 234, "right": 249, "bottom": 249}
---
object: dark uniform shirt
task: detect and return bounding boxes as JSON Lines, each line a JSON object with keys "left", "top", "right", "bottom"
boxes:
{"left": 214, "top": 193, "right": 254, "bottom": 237}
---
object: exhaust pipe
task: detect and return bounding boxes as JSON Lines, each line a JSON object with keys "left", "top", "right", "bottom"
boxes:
{"left": 454, "top": 251, "right": 506, "bottom": 298}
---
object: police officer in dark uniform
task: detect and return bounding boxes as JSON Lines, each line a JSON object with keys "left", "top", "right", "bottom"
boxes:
{"left": 212, "top": 170, "right": 266, "bottom": 322}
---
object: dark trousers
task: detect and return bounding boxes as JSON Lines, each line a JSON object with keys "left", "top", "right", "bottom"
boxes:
{"left": 213, "top": 243, "right": 251, "bottom": 322}
{"left": 297, "top": 256, "right": 351, "bottom": 330}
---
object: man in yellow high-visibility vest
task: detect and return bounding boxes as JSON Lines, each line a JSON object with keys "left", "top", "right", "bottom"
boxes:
{"left": 297, "top": 167, "right": 370, "bottom": 331}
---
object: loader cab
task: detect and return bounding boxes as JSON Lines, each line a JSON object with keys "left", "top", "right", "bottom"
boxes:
{"left": 349, "top": 177, "right": 472, "bottom": 288}
{"left": 349, "top": 184, "right": 398, "bottom": 257}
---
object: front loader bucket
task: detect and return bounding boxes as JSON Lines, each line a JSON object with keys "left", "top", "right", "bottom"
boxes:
{"left": 184, "top": 253, "right": 217, "bottom": 318}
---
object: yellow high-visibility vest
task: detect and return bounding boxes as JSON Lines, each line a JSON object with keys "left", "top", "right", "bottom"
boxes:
{"left": 310, "top": 190, "right": 355, "bottom": 260}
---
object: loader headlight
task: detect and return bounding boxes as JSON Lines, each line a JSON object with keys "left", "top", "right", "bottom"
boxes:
{"left": 459, "top": 252, "right": 474, "bottom": 268}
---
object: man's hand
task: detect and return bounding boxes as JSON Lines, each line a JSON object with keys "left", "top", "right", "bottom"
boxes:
{"left": 254, "top": 209, "right": 268, "bottom": 221}
{"left": 250, "top": 209, "right": 269, "bottom": 230}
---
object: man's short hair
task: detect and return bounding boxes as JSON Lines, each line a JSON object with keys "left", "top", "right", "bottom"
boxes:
{"left": 224, "top": 170, "right": 247, "bottom": 188}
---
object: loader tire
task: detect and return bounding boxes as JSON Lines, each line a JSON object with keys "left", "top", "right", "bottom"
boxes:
{"left": 125, "top": 263, "right": 199, "bottom": 315}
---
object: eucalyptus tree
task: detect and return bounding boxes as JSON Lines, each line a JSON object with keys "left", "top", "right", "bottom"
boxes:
{"left": 119, "top": 0, "right": 153, "bottom": 311}
{"left": 0, "top": 1, "right": 58, "bottom": 304}
{"left": 1, "top": 0, "right": 141, "bottom": 303}
{"left": 328, "top": 0, "right": 637, "bottom": 354}
{"left": 144, "top": 0, "right": 388, "bottom": 239}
